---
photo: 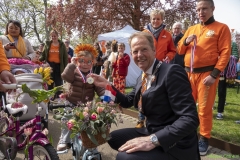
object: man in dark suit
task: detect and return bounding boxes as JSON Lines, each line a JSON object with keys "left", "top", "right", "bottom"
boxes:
{"left": 91, "top": 32, "right": 199, "bottom": 160}
{"left": 170, "top": 22, "right": 184, "bottom": 68}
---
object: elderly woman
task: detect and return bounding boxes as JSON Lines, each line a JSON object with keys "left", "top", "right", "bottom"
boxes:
{"left": 136, "top": 9, "right": 176, "bottom": 128}
{"left": 0, "top": 20, "right": 36, "bottom": 60}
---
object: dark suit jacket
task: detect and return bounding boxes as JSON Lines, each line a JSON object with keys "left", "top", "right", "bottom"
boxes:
{"left": 170, "top": 33, "right": 185, "bottom": 68}
{"left": 114, "top": 60, "right": 199, "bottom": 160}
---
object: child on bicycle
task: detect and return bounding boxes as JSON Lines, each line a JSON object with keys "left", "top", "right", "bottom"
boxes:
{"left": 57, "top": 44, "right": 105, "bottom": 151}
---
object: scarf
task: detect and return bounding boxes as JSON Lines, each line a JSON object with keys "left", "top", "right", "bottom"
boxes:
{"left": 146, "top": 23, "right": 165, "bottom": 40}
{"left": 7, "top": 34, "right": 26, "bottom": 57}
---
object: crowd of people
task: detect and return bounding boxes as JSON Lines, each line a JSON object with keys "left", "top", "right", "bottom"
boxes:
{"left": 0, "top": 0, "right": 239, "bottom": 159}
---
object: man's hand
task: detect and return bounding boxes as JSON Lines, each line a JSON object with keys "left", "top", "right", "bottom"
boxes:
{"left": 186, "top": 34, "right": 196, "bottom": 44}
{"left": 89, "top": 74, "right": 111, "bottom": 88}
{"left": 0, "top": 70, "right": 16, "bottom": 92}
{"left": 203, "top": 75, "right": 216, "bottom": 86}
{"left": 118, "top": 136, "right": 156, "bottom": 153}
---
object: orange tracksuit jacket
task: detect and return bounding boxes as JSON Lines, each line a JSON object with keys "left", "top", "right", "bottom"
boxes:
{"left": 0, "top": 41, "right": 10, "bottom": 73}
{"left": 177, "top": 19, "right": 231, "bottom": 139}
{"left": 143, "top": 29, "right": 176, "bottom": 61}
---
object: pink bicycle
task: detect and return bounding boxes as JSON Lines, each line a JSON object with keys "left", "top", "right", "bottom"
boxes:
{"left": 0, "top": 84, "right": 59, "bottom": 160}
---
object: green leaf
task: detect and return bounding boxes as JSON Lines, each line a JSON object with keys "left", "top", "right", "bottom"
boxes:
{"left": 86, "top": 129, "right": 98, "bottom": 145}
{"left": 70, "top": 133, "right": 76, "bottom": 139}
{"left": 19, "top": 84, "right": 63, "bottom": 103}
{"left": 79, "top": 112, "right": 84, "bottom": 120}
{"left": 101, "top": 133, "right": 106, "bottom": 139}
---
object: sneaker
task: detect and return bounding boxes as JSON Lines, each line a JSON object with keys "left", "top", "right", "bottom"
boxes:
{"left": 236, "top": 120, "right": 240, "bottom": 124}
{"left": 57, "top": 143, "right": 71, "bottom": 152}
{"left": 216, "top": 113, "right": 224, "bottom": 120}
{"left": 135, "top": 121, "right": 144, "bottom": 128}
{"left": 199, "top": 136, "right": 209, "bottom": 156}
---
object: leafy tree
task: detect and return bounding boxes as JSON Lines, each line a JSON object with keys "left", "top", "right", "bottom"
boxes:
{"left": 46, "top": 0, "right": 198, "bottom": 41}
{"left": 0, "top": 0, "right": 50, "bottom": 45}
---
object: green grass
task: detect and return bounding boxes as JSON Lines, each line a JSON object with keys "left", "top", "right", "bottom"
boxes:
{"left": 125, "top": 86, "right": 240, "bottom": 146}
{"left": 212, "top": 86, "right": 240, "bottom": 146}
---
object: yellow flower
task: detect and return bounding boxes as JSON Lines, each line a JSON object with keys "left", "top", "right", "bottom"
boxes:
{"left": 34, "top": 68, "right": 38, "bottom": 74}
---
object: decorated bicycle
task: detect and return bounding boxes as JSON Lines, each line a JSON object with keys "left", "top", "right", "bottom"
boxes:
{"left": 0, "top": 66, "right": 61, "bottom": 160}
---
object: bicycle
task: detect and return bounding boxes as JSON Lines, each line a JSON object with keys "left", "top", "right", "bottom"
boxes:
{"left": 49, "top": 102, "right": 102, "bottom": 160}
{"left": 0, "top": 84, "right": 59, "bottom": 160}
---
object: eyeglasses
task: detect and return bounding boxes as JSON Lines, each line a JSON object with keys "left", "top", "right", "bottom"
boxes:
{"left": 173, "top": 28, "right": 181, "bottom": 30}
{"left": 77, "top": 58, "right": 93, "bottom": 65}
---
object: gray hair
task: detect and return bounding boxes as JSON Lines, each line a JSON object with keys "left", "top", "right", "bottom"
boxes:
{"left": 172, "top": 22, "right": 183, "bottom": 29}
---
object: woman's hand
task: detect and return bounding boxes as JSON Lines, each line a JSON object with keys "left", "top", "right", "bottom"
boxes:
{"left": 88, "top": 74, "right": 111, "bottom": 88}
{"left": 4, "top": 43, "right": 16, "bottom": 50}
{"left": 118, "top": 136, "right": 156, "bottom": 153}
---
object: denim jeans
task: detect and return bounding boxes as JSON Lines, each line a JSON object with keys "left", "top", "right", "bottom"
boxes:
{"left": 58, "top": 114, "right": 72, "bottom": 144}
{"left": 138, "top": 112, "right": 145, "bottom": 121}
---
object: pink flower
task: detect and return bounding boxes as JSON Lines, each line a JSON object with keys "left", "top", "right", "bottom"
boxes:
{"left": 59, "top": 93, "right": 67, "bottom": 99}
{"left": 24, "top": 128, "right": 33, "bottom": 136}
{"left": 97, "top": 107, "right": 104, "bottom": 113}
{"left": 83, "top": 111, "right": 89, "bottom": 118}
{"left": 86, "top": 101, "right": 92, "bottom": 107}
{"left": 84, "top": 107, "right": 89, "bottom": 112}
{"left": 111, "top": 110, "right": 116, "bottom": 114}
{"left": 90, "top": 113, "right": 98, "bottom": 120}
{"left": 67, "top": 119, "right": 75, "bottom": 130}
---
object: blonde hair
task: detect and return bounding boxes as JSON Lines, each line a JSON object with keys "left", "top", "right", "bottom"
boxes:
{"left": 50, "top": 29, "right": 58, "bottom": 36}
{"left": 150, "top": 9, "right": 165, "bottom": 20}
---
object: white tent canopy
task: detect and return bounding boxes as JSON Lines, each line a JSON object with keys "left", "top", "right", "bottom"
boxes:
{"left": 98, "top": 25, "right": 141, "bottom": 87}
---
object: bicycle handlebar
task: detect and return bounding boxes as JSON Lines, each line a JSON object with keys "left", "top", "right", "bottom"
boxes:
{"left": 2, "top": 84, "right": 22, "bottom": 90}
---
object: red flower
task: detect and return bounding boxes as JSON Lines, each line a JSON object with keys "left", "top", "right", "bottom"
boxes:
{"left": 90, "top": 113, "right": 98, "bottom": 120}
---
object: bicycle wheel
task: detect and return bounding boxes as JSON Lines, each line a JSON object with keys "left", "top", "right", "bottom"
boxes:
{"left": 33, "top": 144, "right": 59, "bottom": 160}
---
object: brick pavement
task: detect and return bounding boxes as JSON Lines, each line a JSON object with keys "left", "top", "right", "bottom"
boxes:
{"left": 14, "top": 113, "right": 240, "bottom": 160}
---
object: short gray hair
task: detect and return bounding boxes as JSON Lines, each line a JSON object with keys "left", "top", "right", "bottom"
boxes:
{"left": 172, "top": 22, "right": 183, "bottom": 29}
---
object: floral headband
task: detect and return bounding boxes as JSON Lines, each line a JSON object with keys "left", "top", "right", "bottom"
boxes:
{"left": 74, "top": 44, "right": 98, "bottom": 58}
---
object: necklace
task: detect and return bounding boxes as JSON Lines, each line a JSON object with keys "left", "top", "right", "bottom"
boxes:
{"left": 76, "top": 67, "right": 94, "bottom": 84}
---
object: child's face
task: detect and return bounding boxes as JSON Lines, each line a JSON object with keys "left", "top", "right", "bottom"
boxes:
{"left": 77, "top": 55, "right": 93, "bottom": 72}
{"left": 118, "top": 46, "right": 125, "bottom": 53}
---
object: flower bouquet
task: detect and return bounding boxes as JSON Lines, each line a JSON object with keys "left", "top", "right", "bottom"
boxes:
{"left": 66, "top": 100, "right": 121, "bottom": 148}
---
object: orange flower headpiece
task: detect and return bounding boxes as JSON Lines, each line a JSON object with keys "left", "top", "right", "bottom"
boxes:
{"left": 74, "top": 44, "right": 98, "bottom": 58}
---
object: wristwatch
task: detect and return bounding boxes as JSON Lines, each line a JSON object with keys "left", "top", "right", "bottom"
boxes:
{"left": 150, "top": 134, "right": 160, "bottom": 146}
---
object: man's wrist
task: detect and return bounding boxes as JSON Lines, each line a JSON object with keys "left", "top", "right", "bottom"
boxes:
{"left": 150, "top": 134, "right": 160, "bottom": 146}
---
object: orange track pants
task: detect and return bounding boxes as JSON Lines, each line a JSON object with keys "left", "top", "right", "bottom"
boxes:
{"left": 187, "top": 71, "right": 219, "bottom": 139}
